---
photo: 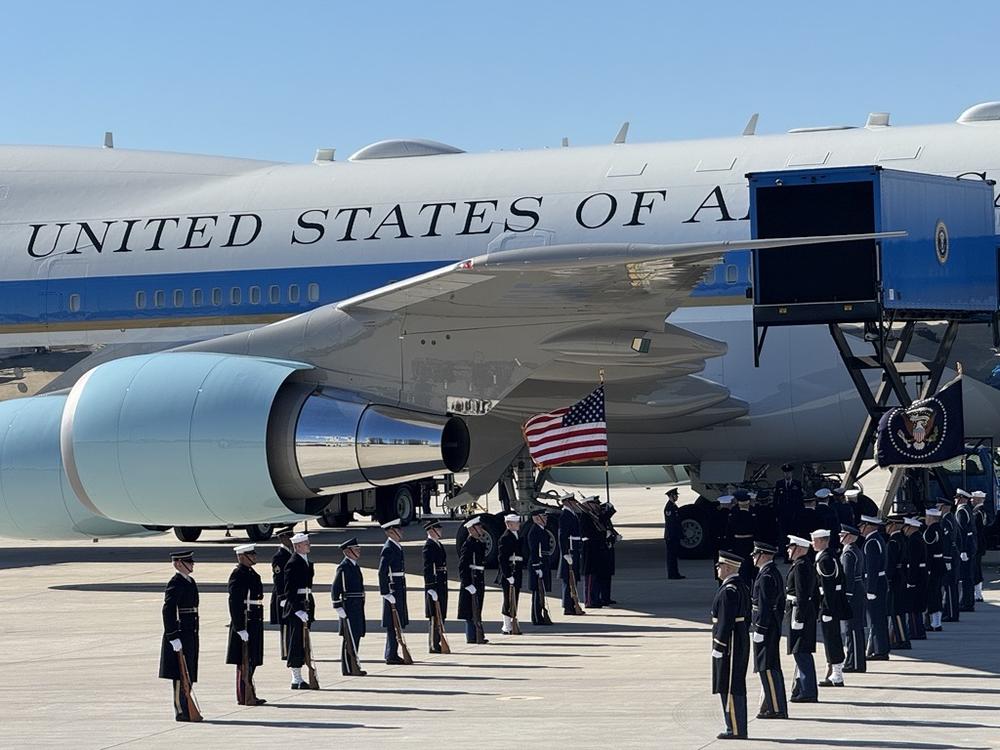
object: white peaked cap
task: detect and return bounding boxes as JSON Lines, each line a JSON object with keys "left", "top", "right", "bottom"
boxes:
{"left": 787, "top": 535, "right": 811, "bottom": 548}
{"left": 504, "top": 514, "right": 520, "bottom": 523}
{"left": 972, "top": 490, "right": 986, "bottom": 499}
{"left": 717, "top": 495, "right": 734, "bottom": 505}
{"left": 290, "top": 533, "right": 309, "bottom": 544}
{"left": 815, "top": 488, "right": 832, "bottom": 499}
{"left": 234, "top": 543, "right": 255, "bottom": 554}
{"left": 380, "top": 519, "right": 402, "bottom": 529}
{"left": 956, "top": 489, "right": 972, "bottom": 498}
{"left": 904, "top": 517, "right": 922, "bottom": 528}
{"left": 464, "top": 516, "right": 482, "bottom": 529}
{"left": 844, "top": 489, "right": 861, "bottom": 498}
{"left": 925, "top": 508, "right": 942, "bottom": 517}
{"left": 810, "top": 529, "right": 830, "bottom": 540}
{"left": 860, "top": 515, "right": 883, "bottom": 525}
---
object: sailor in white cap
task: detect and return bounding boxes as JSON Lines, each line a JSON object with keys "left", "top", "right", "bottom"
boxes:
{"left": 496, "top": 514, "right": 525, "bottom": 634}
{"left": 811, "top": 530, "right": 848, "bottom": 687}
{"left": 459, "top": 517, "right": 489, "bottom": 643}
{"left": 557, "top": 494, "right": 585, "bottom": 615}
{"left": 922, "top": 508, "right": 946, "bottom": 631}
{"left": 227, "top": 544, "right": 266, "bottom": 705}
{"left": 901, "top": 517, "right": 928, "bottom": 640}
{"left": 785, "top": 535, "right": 818, "bottom": 703}
{"left": 972, "top": 491, "right": 988, "bottom": 601}
{"left": 858, "top": 516, "right": 889, "bottom": 660}
{"left": 378, "top": 519, "right": 410, "bottom": 664}
{"left": 955, "top": 490, "right": 978, "bottom": 612}
{"left": 158, "top": 551, "right": 201, "bottom": 721}
{"left": 282, "top": 532, "right": 316, "bottom": 688}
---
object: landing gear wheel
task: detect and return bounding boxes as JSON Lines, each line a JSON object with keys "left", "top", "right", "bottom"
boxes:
{"left": 376, "top": 484, "right": 418, "bottom": 526}
{"left": 678, "top": 502, "right": 713, "bottom": 559}
{"left": 245, "top": 523, "right": 274, "bottom": 542}
{"left": 174, "top": 527, "right": 202, "bottom": 543}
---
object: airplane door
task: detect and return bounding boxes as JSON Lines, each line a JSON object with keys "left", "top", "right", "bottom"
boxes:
{"left": 43, "top": 257, "right": 89, "bottom": 347}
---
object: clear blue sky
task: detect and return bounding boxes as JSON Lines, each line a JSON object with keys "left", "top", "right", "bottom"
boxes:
{"left": 1, "top": 2, "right": 997, "bottom": 163}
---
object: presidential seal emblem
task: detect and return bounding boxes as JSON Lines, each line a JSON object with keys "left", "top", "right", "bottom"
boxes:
{"left": 934, "top": 220, "right": 949, "bottom": 265}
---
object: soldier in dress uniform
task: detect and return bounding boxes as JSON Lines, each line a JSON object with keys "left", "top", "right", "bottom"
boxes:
{"left": 496, "top": 514, "right": 525, "bottom": 634}
{"left": 838, "top": 524, "right": 867, "bottom": 673}
{"left": 713, "top": 495, "right": 735, "bottom": 567}
{"left": 728, "top": 491, "right": 756, "bottom": 582}
{"left": 853, "top": 490, "right": 880, "bottom": 526}
{"left": 773, "top": 464, "right": 803, "bottom": 561}
{"left": 937, "top": 497, "right": 960, "bottom": 622}
{"left": 664, "top": 488, "right": 684, "bottom": 579}
{"left": 282, "top": 532, "right": 316, "bottom": 689}
{"left": 752, "top": 491, "right": 780, "bottom": 550}
{"left": 885, "top": 517, "right": 911, "bottom": 650}
{"left": 814, "top": 491, "right": 840, "bottom": 554}
{"left": 749, "top": 541, "right": 787, "bottom": 720}
{"left": 955, "top": 490, "right": 978, "bottom": 611}
{"left": 270, "top": 530, "right": 294, "bottom": 660}
{"left": 902, "top": 517, "right": 927, "bottom": 640}
{"left": 785, "top": 535, "right": 818, "bottom": 703}
{"left": 859, "top": 516, "right": 890, "bottom": 660}
{"left": 378, "top": 519, "right": 409, "bottom": 664}
{"left": 557, "top": 494, "right": 584, "bottom": 615}
{"left": 832, "top": 488, "right": 855, "bottom": 534}
{"left": 600, "top": 500, "right": 621, "bottom": 604}
{"left": 812, "top": 529, "right": 849, "bottom": 687}
{"left": 711, "top": 550, "right": 751, "bottom": 741}
{"left": 527, "top": 510, "right": 554, "bottom": 625}
{"left": 459, "top": 516, "right": 488, "bottom": 643}
{"left": 580, "top": 496, "right": 609, "bottom": 608}
{"left": 972, "top": 491, "right": 989, "bottom": 602}
{"left": 332, "top": 537, "right": 367, "bottom": 675}
{"left": 226, "top": 544, "right": 266, "bottom": 705}
{"left": 795, "top": 493, "right": 820, "bottom": 542}
{"left": 159, "top": 551, "right": 201, "bottom": 722}
{"left": 422, "top": 519, "right": 449, "bottom": 652}
{"left": 923, "top": 507, "right": 946, "bottom": 631}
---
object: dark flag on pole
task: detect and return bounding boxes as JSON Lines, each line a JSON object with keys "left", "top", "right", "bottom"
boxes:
{"left": 876, "top": 376, "right": 964, "bottom": 468}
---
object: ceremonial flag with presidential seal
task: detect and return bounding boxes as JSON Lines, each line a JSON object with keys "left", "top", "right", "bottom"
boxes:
{"left": 523, "top": 386, "right": 608, "bottom": 468}
{"left": 876, "top": 375, "right": 964, "bottom": 468}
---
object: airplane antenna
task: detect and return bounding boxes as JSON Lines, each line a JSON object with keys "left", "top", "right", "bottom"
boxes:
{"left": 103, "top": 131, "right": 114, "bottom": 149}
{"left": 613, "top": 121, "right": 629, "bottom": 144}
{"left": 742, "top": 113, "right": 759, "bottom": 136}
{"left": 561, "top": 137, "right": 569, "bottom": 148}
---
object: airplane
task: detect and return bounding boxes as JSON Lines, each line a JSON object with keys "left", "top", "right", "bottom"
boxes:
{"left": 1, "top": 102, "right": 999, "bottom": 545}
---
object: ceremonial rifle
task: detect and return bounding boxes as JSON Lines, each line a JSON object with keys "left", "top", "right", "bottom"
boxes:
{"left": 303, "top": 622, "right": 320, "bottom": 689}
{"left": 389, "top": 602, "right": 414, "bottom": 664}
{"left": 433, "top": 598, "right": 452, "bottom": 653}
{"left": 175, "top": 648, "right": 203, "bottom": 722}
{"left": 508, "top": 581, "right": 523, "bottom": 635}
{"left": 343, "top": 617, "right": 365, "bottom": 676}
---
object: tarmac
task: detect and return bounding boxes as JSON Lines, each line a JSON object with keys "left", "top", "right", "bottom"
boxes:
{"left": 1, "top": 482, "right": 998, "bottom": 750}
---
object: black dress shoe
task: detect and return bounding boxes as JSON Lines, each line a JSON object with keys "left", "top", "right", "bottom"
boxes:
{"left": 717, "top": 731, "right": 748, "bottom": 740}
{"left": 501, "top": 629, "right": 513, "bottom": 635}
{"left": 430, "top": 646, "right": 442, "bottom": 653}
{"left": 385, "top": 656, "right": 406, "bottom": 665}
{"left": 480, "top": 638, "right": 490, "bottom": 644}
{"left": 790, "top": 695, "right": 818, "bottom": 703}
{"left": 931, "top": 626, "right": 943, "bottom": 632}
{"left": 254, "top": 698, "right": 267, "bottom": 705}
{"left": 290, "top": 683, "right": 303, "bottom": 690}
{"left": 868, "top": 654, "right": 890, "bottom": 661}
{"left": 818, "top": 679, "right": 844, "bottom": 687}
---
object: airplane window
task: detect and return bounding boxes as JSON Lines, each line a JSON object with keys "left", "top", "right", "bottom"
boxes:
{"left": 135, "top": 291, "right": 147, "bottom": 309}
{"left": 249, "top": 286, "right": 261, "bottom": 305}
{"left": 212, "top": 288, "right": 222, "bottom": 306}
{"left": 231, "top": 287, "right": 242, "bottom": 305}
{"left": 154, "top": 290, "right": 165, "bottom": 308}
{"left": 307, "top": 283, "right": 319, "bottom": 302}
{"left": 725, "top": 265, "right": 738, "bottom": 283}
{"left": 268, "top": 285, "right": 280, "bottom": 304}
{"left": 288, "top": 284, "right": 300, "bottom": 303}
{"left": 68, "top": 294, "right": 81, "bottom": 313}
{"left": 173, "top": 290, "right": 184, "bottom": 308}
{"left": 192, "top": 289, "right": 203, "bottom": 307}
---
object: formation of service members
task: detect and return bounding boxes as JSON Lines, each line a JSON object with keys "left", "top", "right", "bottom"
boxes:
{"left": 707, "top": 479, "right": 993, "bottom": 741}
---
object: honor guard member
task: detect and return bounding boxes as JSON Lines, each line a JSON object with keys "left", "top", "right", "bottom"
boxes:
{"left": 937, "top": 497, "right": 960, "bottom": 622}
{"left": 750, "top": 541, "right": 787, "bottom": 720}
{"left": 859, "top": 516, "right": 890, "bottom": 660}
{"left": 785, "top": 535, "right": 818, "bottom": 703}
{"left": 378, "top": 519, "right": 409, "bottom": 664}
{"left": 422, "top": 519, "right": 449, "bottom": 652}
{"left": 728, "top": 491, "right": 755, "bottom": 582}
{"left": 227, "top": 544, "right": 266, "bottom": 705}
{"left": 459, "top": 516, "right": 488, "bottom": 643}
{"left": 972, "top": 491, "right": 988, "bottom": 601}
{"left": 527, "top": 510, "right": 554, "bottom": 625}
{"left": 557, "top": 493, "right": 584, "bottom": 615}
{"left": 812, "top": 530, "right": 849, "bottom": 686}
{"left": 332, "top": 538, "right": 367, "bottom": 675}
{"left": 282, "top": 532, "right": 315, "bottom": 689}
{"left": 580, "top": 496, "right": 608, "bottom": 607}
{"left": 159, "top": 551, "right": 201, "bottom": 721}
{"left": 853, "top": 490, "right": 880, "bottom": 527}
{"left": 796, "top": 493, "right": 820, "bottom": 542}
{"left": 885, "top": 517, "right": 911, "bottom": 649}
{"left": 270, "top": 530, "right": 294, "bottom": 660}
{"left": 814, "top": 491, "right": 840, "bottom": 554}
{"left": 752, "top": 491, "right": 780, "bottom": 549}
{"left": 774, "top": 464, "right": 803, "bottom": 559}
{"left": 664, "top": 488, "right": 684, "bottom": 579}
{"left": 497, "top": 514, "right": 525, "bottom": 634}
{"left": 833, "top": 488, "right": 855, "bottom": 530}
{"left": 923, "top": 508, "right": 946, "bottom": 631}
{"left": 711, "top": 550, "right": 751, "bottom": 741}
{"left": 955, "top": 490, "right": 978, "bottom": 611}
{"left": 714, "top": 495, "right": 735, "bottom": 565}
{"left": 838, "top": 524, "right": 867, "bottom": 673}
{"left": 902, "top": 517, "right": 927, "bottom": 640}
{"left": 600, "top": 500, "right": 621, "bottom": 604}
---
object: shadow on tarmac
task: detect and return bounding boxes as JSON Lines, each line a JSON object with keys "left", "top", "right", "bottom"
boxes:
{"left": 263, "top": 702, "right": 450, "bottom": 713}
{"left": 201, "top": 718, "right": 396, "bottom": 730}
{"left": 752, "top": 739, "right": 990, "bottom": 750}
{"left": 801, "top": 717, "right": 1000, "bottom": 730}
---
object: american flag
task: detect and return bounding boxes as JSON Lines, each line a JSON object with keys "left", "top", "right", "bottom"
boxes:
{"left": 523, "top": 386, "right": 608, "bottom": 468}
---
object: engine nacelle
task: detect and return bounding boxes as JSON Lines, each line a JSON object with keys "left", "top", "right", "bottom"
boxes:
{"left": 0, "top": 395, "right": 154, "bottom": 540}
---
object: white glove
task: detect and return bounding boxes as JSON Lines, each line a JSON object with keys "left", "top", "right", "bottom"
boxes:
{"left": 711, "top": 649, "right": 724, "bottom": 659}
{"left": 465, "top": 585, "right": 476, "bottom": 595}
{"left": 237, "top": 629, "right": 249, "bottom": 642}
{"left": 295, "top": 610, "right": 309, "bottom": 622}
{"left": 428, "top": 589, "right": 439, "bottom": 602}
{"left": 821, "top": 615, "right": 833, "bottom": 623}
{"left": 506, "top": 576, "right": 515, "bottom": 585}
{"left": 535, "top": 569, "right": 543, "bottom": 578}
{"left": 170, "top": 638, "right": 182, "bottom": 652}
{"left": 961, "top": 552, "right": 969, "bottom": 562}
{"left": 383, "top": 594, "right": 396, "bottom": 605}
{"left": 563, "top": 554, "right": 573, "bottom": 564}
{"left": 752, "top": 632, "right": 765, "bottom": 643}
{"left": 946, "top": 563, "right": 952, "bottom": 571}
{"left": 866, "top": 593, "right": 876, "bottom": 601}
{"left": 335, "top": 607, "right": 347, "bottom": 619}
{"left": 791, "top": 620, "right": 804, "bottom": 630}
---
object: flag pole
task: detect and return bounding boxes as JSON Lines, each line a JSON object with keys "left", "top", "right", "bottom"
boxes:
{"left": 600, "top": 369, "right": 610, "bottom": 504}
